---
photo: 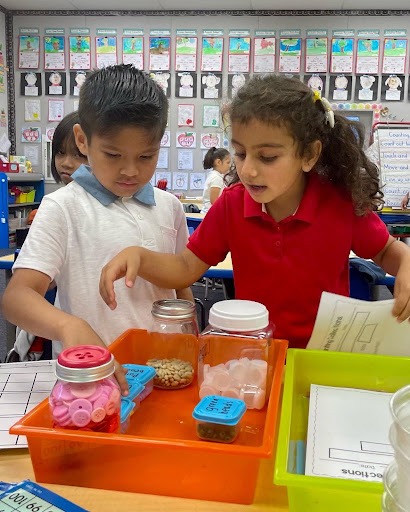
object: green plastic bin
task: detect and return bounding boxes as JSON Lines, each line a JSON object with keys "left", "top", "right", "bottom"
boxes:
{"left": 274, "top": 349, "right": 410, "bottom": 512}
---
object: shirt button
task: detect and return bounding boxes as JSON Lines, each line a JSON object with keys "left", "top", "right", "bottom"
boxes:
{"left": 138, "top": 214, "right": 144, "bottom": 220}
{"left": 275, "top": 241, "right": 281, "bottom": 247}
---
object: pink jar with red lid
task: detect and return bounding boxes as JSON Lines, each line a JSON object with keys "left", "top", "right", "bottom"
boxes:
{"left": 49, "top": 345, "right": 121, "bottom": 433}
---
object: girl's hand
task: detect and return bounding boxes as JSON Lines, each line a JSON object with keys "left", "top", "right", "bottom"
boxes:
{"left": 61, "top": 317, "right": 129, "bottom": 396}
{"left": 401, "top": 193, "right": 409, "bottom": 210}
{"left": 100, "top": 247, "right": 142, "bottom": 310}
{"left": 392, "top": 261, "right": 410, "bottom": 323}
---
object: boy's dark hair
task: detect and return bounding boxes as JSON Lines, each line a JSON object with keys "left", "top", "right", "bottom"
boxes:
{"left": 225, "top": 74, "right": 383, "bottom": 215}
{"left": 78, "top": 64, "right": 168, "bottom": 142}
{"left": 51, "top": 111, "right": 83, "bottom": 183}
{"left": 203, "top": 147, "right": 230, "bottom": 170}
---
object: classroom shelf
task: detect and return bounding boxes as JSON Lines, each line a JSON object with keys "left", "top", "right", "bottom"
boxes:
{"left": 8, "top": 201, "right": 41, "bottom": 208}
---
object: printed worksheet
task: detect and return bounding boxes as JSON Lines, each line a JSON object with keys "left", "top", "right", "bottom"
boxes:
{"left": 0, "top": 361, "right": 55, "bottom": 449}
{"left": 307, "top": 292, "right": 410, "bottom": 357}
{"left": 305, "top": 385, "right": 394, "bottom": 482}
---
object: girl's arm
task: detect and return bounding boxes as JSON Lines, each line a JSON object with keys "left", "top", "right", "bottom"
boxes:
{"left": 176, "top": 287, "right": 195, "bottom": 302}
{"left": 1, "top": 268, "right": 129, "bottom": 394}
{"left": 210, "top": 186, "right": 222, "bottom": 205}
{"left": 100, "top": 247, "right": 209, "bottom": 310}
{"left": 372, "top": 235, "right": 410, "bottom": 322}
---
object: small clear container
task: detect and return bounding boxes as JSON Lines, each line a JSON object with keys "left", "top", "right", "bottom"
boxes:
{"left": 123, "top": 364, "right": 156, "bottom": 401}
{"left": 389, "top": 424, "right": 410, "bottom": 508}
{"left": 120, "top": 398, "right": 136, "bottom": 434}
{"left": 147, "top": 299, "right": 198, "bottom": 390}
{"left": 382, "top": 461, "right": 408, "bottom": 512}
{"left": 49, "top": 345, "right": 121, "bottom": 433}
{"left": 198, "top": 300, "right": 274, "bottom": 409}
{"left": 192, "top": 395, "right": 246, "bottom": 443}
{"left": 390, "top": 384, "right": 410, "bottom": 456}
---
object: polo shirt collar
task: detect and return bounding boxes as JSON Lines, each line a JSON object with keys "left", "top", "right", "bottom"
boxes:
{"left": 243, "top": 172, "right": 321, "bottom": 224}
{"left": 72, "top": 164, "right": 156, "bottom": 207}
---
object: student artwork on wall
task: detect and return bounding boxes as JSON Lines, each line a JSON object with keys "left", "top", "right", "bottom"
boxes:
{"left": 228, "top": 37, "right": 251, "bottom": 73}
{"left": 201, "top": 73, "right": 222, "bottom": 99}
{"left": 48, "top": 99, "right": 64, "bottom": 122}
{"left": 175, "top": 72, "right": 197, "bottom": 98}
{"left": 228, "top": 73, "right": 248, "bottom": 98}
{"left": 201, "top": 37, "right": 224, "bottom": 72}
{"left": 305, "top": 38, "right": 328, "bottom": 73}
{"left": 190, "top": 172, "right": 206, "bottom": 190}
{"left": 150, "top": 72, "right": 171, "bottom": 97}
{"left": 354, "top": 75, "right": 378, "bottom": 102}
{"left": 253, "top": 37, "right": 275, "bottom": 73}
{"left": 21, "top": 126, "right": 41, "bottom": 143}
{"left": 201, "top": 132, "right": 222, "bottom": 149}
{"left": 45, "top": 71, "right": 66, "bottom": 95}
{"left": 95, "top": 36, "right": 117, "bottom": 68}
{"left": 45, "top": 126, "right": 55, "bottom": 142}
{"left": 330, "top": 38, "right": 354, "bottom": 73}
{"left": 149, "top": 37, "right": 171, "bottom": 71}
{"left": 175, "top": 36, "right": 197, "bottom": 71}
{"left": 329, "top": 74, "right": 352, "bottom": 101}
{"left": 203, "top": 105, "right": 220, "bottom": 128}
{"left": 176, "top": 131, "right": 196, "bottom": 148}
{"left": 44, "top": 36, "right": 65, "bottom": 70}
{"left": 279, "top": 38, "right": 301, "bottom": 73}
{"left": 18, "top": 36, "right": 40, "bottom": 69}
{"left": 69, "top": 36, "right": 91, "bottom": 70}
{"left": 70, "top": 71, "right": 88, "bottom": 96}
{"left": 304, "top": 74, "right": 327, "bottom": 97}
{"left": 155, "top": 171, "right": 171, "bottom": 187}
{"left": 122, "top": 37, "right": 144, "bottom": 68}
{"left": 356, "top": 39, "right": 380, "bottom": 75}
{"left": 24, "top": 99, "right": 41, "bottom": 121}
{"left": 177, "top": 149, "right": 193, "bottom": 170}
{"left": 381, "top": 74, "right": 404, "bottom": 101}
{"left": 157, "top": 148, "right": 169, "bottom": 169}
{"left": 177, "top": 104, "right": 194, "bottom": 127}
{"left": 382, "top": 38, "right": 407, "bottom": 75}
{"left": 20, "top": 72, "right": 42, "bottom": 96}
{"left": 160, "top": 130, "right": 170, "bottom": 147}
{"left": 173, "top": 172, "right": 189, "bottom": 190}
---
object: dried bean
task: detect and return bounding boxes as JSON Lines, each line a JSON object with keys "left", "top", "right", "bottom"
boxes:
{"left": 147, "top": 358, "right": 194, "bottom": 389}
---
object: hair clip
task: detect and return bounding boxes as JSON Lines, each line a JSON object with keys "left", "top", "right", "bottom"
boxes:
{"left": 312, "top": 90, "right": 321, "bottom": 103}
{"left": 320, "top": 97, "right": 335, "bottom": 128}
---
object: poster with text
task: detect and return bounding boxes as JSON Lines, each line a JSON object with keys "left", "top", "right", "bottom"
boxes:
{"left": 177, "top": 149, "right": 193, "bottom": 170}
{"left": 279, "top": 38, "right": 301, "bottom": 73}
{"left": 177, "top": 104, "right": 195, "bottom": 127}
{"left": 48, "top": 99, "right": 65, "bottom": 122}
{"left": 305, "top": 38, "right": 328, "bottom": 73}
{"left": 69, "top": 36, "right": 91, "bottom": 69}
{"left": 330, "top": 38, "right": 354, "bottom": 73}
{"left": 44, "top": 35, "right": 65, "bottom": 70}
{"left": 18, "top": 36, "right": 40, "bottom": 69}
{"left": 201, "top": 37, "right": 224, "bottom": 72}
{"left": 253, "top": 37, "right": 275, "bottom": 73}
{"left": 122, "top": 37, "right": 144, "bottom": 68}
{"left": 203, "top": 104, "right": 220, "bottom": 127}
{"left": 149, "top": 37, "right": 170, "bottom": 71}
{"left": 96, "top": 36, "right": 117, "bottom": 68}
{"left": 382, "top": 38, "right": 407, "bottom": 75}
{"left": 228, "top": 37, "right": 251, "bottom": 73}
{"left": 175, "top": 36, "right": 197, "bottom": 71}
{"left": 356, "top": 39, "right": 380, "bottom": 74}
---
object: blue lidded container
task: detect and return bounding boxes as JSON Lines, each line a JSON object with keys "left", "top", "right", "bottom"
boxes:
{"left": 192, "top": 395, "right": 246, "bottom": 443}
{"left": 123, "top": 364, "right": 156, "bottom": 401}
{"left": 120, "top": 399, "right": 135, "bottom": 434}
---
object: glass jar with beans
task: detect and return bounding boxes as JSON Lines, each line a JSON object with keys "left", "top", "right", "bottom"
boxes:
{"left": 49, "top": 346, "right": 121, "bottom": 433}
{"left": 146, "top": 299, "right": 198, "bottom": 390}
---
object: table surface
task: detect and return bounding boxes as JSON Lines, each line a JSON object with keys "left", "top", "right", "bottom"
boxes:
{"left": 0, "top": 449, "right": 288, "bottom": 512}
{"left": 185, "top": 212, "right": 205, "bottom": 220}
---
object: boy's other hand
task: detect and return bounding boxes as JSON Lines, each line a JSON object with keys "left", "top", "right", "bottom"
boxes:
{"left": 100, "top": 247, "right": 141, "bottom": 310}
{"left": 61, "top": 317, "right": 129, "bottom": 396}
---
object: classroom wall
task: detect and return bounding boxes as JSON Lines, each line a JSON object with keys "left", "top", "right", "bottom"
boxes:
{"left": 10, "top": 12, "right": 410, "bottom": 194}
{"left": 0, "top": 10, "right": 8, "bottom": 148}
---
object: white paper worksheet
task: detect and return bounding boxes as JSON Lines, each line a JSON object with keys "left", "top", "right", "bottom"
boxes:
{"left": 305, "top": 384, "right": 394, "bottom": 482}
{"left": 307, "top": 292, "right": 410, "bottom": 357}
{"left": 0, "top": 360, "right": 55, "bottom": 449}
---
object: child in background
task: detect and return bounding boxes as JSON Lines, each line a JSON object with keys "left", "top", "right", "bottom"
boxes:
{"left": 100, "top": 74, "right": 410, "bottom": 350}
{"left": 2, "top": 65, "right": 193, "bottom": 392}
{"left": 201, "top": 147, "right": 231, "bottom": 213}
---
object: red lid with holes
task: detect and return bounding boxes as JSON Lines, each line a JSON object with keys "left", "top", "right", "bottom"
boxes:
{"left": 57, "top": 346, "right": 111, "bottom": 369}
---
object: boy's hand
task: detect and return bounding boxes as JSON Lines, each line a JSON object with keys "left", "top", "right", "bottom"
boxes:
{"left": 100, "top": 247, "right": 141, "bottom": 310}
{"left": 392, "top": 260, "right": 410, "bottom": 323}
{"left": 61, "top": 317, "right": 129, "bottom": 396}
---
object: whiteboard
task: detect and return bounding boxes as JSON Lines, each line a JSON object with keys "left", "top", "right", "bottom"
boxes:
{"left": 377, "top": 128, "right": 410, "bottom": 208}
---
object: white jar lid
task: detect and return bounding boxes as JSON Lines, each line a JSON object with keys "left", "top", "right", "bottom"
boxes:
{"left": 208, "top": 300, "right": 269, "bottom": 332}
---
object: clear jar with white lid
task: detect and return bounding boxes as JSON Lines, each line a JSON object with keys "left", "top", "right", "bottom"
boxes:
{"left": 198, "top": 300, "right": 274, "bottom": 410}
{"left": 146, "top": 299, "right": 198, "bottom": 390}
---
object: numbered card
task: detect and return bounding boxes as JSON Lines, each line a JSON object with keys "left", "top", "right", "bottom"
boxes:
{"left": 18, "top": 36, "right": 40, "bottom": 69}
{"left": 177, "top": 104, "right": 195, "bottom": 127}
{"left": 69, "top": 36, "right": 91, "bottom": 69}
{"left": 122, "top": 36, "right": 144, "bottom": 68}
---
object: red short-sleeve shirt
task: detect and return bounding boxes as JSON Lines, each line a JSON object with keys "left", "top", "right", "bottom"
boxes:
{"left": 188, "top": 173, "right": 389, "bottom": 349}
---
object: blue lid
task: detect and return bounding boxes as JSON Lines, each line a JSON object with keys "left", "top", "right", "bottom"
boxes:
{"left": 127, "top": 381, "right": 144, "bottom": 401}
{"left": 123, "top": 364, "right": 156, "bottom": 385}
{"left": 192, "top": 395, "right": 246, "bottom": 426}
{"left": 120, "top": 398, "right": 135, "bottom": 423}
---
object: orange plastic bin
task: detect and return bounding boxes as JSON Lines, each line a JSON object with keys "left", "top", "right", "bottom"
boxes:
{"left": 10, "top": 329, "right": 287, "bottom": 504}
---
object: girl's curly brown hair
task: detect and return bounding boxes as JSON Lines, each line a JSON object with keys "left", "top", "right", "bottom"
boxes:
{"left": 224, "top": 74, "right": 384, "bottom": 215}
